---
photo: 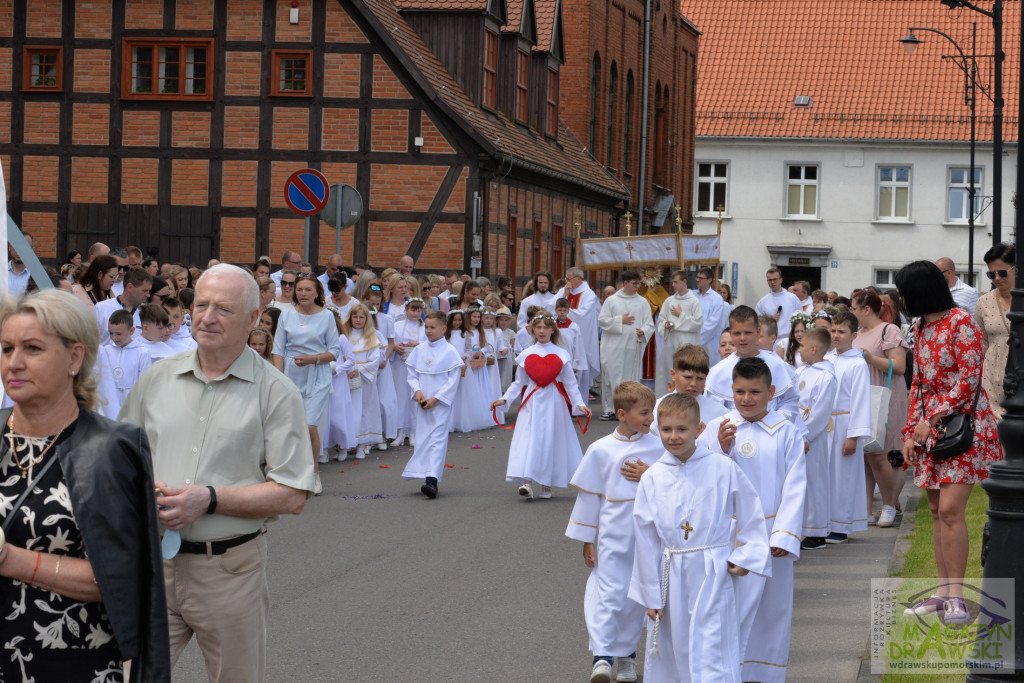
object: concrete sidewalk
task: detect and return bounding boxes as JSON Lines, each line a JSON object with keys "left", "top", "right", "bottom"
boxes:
{"left": 787, "top": 471, "right": 922, "bottom": 683}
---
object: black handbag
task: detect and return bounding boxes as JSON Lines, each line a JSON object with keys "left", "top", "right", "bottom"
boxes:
{"left": 916, "top": 320, "right": 981, "bottom": 461}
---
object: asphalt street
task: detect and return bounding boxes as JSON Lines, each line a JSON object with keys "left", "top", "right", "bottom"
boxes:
{"left": 173, "top": 407, "right": 906, "bottom": 682}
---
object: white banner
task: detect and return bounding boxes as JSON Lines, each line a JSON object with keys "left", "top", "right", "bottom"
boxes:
{"left": 579, "top": 234, "right": 681, "bottom": 269}
{"left": 682, "top": 235, "right": 720, "bottom": 263}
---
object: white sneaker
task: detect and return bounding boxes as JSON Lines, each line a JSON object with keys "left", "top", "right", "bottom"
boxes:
{"left": 389, "top": 431, "right": 405, "bottom": 447}
{"left": 877, "top": 505, "right": 898, "bottom": 528}
{"left": 518, "top": 482, "right": 534, "bottom": 499}
{"left": 376, "top": 442, "right": 388, "bottom": 451}
{"left": 318, "top": 453, "right": 329, "bottom": 464}
{"left": 355, "top": 446, "right": 366, "bottom": 459}
{"left": 616, "top": 657, "right": 638, "bottom": 683}
{"left": 334, "top": 450, "right": 346, "bottom": 462}
{"left": 591, "top": 660, "right": 612, "bottom": 683}
{"left": 539, "top": 486, "right": 552, "bottom": 499}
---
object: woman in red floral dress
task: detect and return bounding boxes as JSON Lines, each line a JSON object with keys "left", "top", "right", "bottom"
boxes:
{"left": 897, "top": 261, "right": 1002, "bottom": 625}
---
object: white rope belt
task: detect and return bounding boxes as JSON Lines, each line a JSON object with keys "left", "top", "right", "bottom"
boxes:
{"left": 650, "top": 542, "right": 728, "bottom": 657}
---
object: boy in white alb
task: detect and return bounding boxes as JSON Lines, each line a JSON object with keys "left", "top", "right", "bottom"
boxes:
{"left": 699, "top": 357, "right": 806, "bottom": 683}
{"left": 567, "top": 382, "right": 661, "bottom": 683}
{"left": 630, "top": 392, "right": 771, "bottom": 682}
{"left": 795, "top": 327, "right": 838, "bottom": 550}
{"left": 401, "top": 310, "right": 464, "bottom": 498}
{"left": 704, "top": 306, "right": 804, "bottom": 437}
{"left": 134, "top": 303, "right": 176, "bottom": 362}
{"left": 162, "top": 297, "right": 197, "bottom": 353}
{"left": 651, "top": 344, "right": 728, "bottom": 434}
{"left": 824, "top": 311, "right": 872, "bottom": 543}
{"left": 554, "top": 298, "right": 586, "bottom": 386}
{"left": 96, "top": 309, "right": 153, "bottom": 419}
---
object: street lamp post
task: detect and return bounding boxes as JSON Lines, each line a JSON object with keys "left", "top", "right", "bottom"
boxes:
{"left": 939, "top": 0, "right": 1004, "bottom": 245}
{"left": 974, "top": 0, "right": 1024, "bottom": 679}
{"left": 901, "top": 25, "right": 987, "bottom": 285}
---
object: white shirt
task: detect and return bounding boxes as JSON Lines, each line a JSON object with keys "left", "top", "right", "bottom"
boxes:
{"left": 950, "top": 278, "right": 980, "bottom": 315}
{"left": 7, "top": 263, "right": 30, "bottom": 297}
{"left": 755, "top": 289, "right": 804, "bottom": 338}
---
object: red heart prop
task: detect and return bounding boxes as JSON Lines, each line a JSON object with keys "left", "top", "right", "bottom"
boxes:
{"left": 524, "top": 353, "right": 564, "bottom": 387}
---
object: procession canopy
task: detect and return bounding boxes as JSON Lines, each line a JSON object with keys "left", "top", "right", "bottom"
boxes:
{"left": 576, "top": 232, "right": 719, "bottom": 270}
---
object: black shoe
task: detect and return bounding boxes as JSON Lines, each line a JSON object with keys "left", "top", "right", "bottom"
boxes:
{"left": 599, "top": 412, "right": 616, "bottom": 421}
{"left": 825, "top": 532, "right": 848, "bottom": 544}
{"left": 800, "top": 536, "right": 826, "bottom": 550}
{"left": 420, "top": 478, "right": 438, "bottom": 499}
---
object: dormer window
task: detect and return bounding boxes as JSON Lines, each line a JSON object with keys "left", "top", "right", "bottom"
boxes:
{"left": 515, "top": 47, "right": 529, "bottom": 122}
{"left": 545, "top": 67, "right": 559, "bottom": 137}
{"left": 483, "top": 28, "right": 498, "bottom": 109}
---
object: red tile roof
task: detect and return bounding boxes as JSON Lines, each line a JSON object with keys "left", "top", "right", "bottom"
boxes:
{"left": 533, "top": 0, "right": 557, "bottom": 52}
{"left": 680, "top": 0, "right": 1019, "bottom": 142}
{"left": 502, "top": 0, "right": 523, "bottom": 32}
{"left": 393, "top": 0, "right": 488, "bottom": 10}
{"left": 353, "top": 0, "right": 629, "bottom": 199}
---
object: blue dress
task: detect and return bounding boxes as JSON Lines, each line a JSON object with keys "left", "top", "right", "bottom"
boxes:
{"left": 273, "top": 307, "right": 342, "bottom": 424}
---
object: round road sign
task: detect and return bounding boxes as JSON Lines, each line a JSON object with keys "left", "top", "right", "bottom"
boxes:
{"left": 284, "top": 168, "right": 330, "bottom": 217}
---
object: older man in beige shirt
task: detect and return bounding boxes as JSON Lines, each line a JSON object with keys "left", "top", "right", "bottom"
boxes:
{"left": 120, "top": 264, "right": 314, "bottom": 682}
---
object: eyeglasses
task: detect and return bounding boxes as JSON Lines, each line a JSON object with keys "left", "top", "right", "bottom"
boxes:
{"left": 118, "top": 265, "right": 131, "bottom": 272}
{"left": 941, "top": 268, "right": 955, "bottom": 275}
{"left": 281, "top": 280, "right": 296, "bottom": 287}
{"left": 987, "top": 268, "right": 1016, "bottom": 280}
{"left": 766, "top": 277, "right": 781, "bottom": 283}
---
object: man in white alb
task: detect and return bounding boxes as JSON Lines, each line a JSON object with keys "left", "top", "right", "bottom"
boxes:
{"left": 695, "top": 267, "right": 727, "bottom": 368}
{"left": 597, "top": 270, "right": 654, "bottom": 419}
{"left": 556, "top": 267, "right": 601, "bottom": 397}
{"left": 517, "top": 271, "right": 558, "bottom": 329}
{"left": 754, "top": 268, "right": 803, "bottom": 340}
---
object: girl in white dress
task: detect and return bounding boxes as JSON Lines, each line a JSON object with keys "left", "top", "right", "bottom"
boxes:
{"left": 363, "top": 286, "right": 397, "bottom": 450}
{"left": 325, "top": 330, "right": 357, "bottom": 460}
{"left": 449, "top": 307, "right": 493, "bottom": 432}
{"left": 491, "top": 313, "right": 593, "bottom": 499}
{"left": 443, "top": 310, "right": 464, "bottom": 431}
{"left": 496, "top": 307, "right": 517, "bottom": 391}
{"left": 343, "top": 303, "right": 385, "bottom": 459}
{"left": 391, "top": 298, "right": 427, "bottom": 446}
{"left": 481, "top": 309, "right": 508, "bottom": 423}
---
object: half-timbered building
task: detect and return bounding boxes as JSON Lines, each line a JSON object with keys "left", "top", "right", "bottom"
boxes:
{"left": 0, "top": 0, "right": 637, "bottom": 280}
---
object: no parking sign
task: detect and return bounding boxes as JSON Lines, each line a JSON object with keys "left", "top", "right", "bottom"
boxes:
{"left": 284, "top": 168, "right": 330, "bottom": 217}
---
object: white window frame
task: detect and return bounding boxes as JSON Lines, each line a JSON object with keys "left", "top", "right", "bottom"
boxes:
{"left": 875, "top": 164, "right": 912, "bottom": 221}
{"left": 694, "top": 161, "right": 728, "bottom": 215}
{"left": 947, "top": 166, "right": 984, "bottom": 225}
{"left": 784, "top": 163, "right": 819, "bottom": 218}
{"left": 873, "top": 268, "right": 899, "bottom": 289}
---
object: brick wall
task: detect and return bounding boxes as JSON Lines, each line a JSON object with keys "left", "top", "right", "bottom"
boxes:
{"left": 559, "top": 0, "right": 698, "bottom": 228}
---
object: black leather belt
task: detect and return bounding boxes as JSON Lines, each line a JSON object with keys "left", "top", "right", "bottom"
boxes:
{"left": 178, "top": 529, "right": 263, "bottom": 556}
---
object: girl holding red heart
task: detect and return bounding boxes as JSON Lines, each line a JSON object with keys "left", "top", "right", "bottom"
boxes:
{"left": 492, "top": 314, "right": 593, "bottom": 500}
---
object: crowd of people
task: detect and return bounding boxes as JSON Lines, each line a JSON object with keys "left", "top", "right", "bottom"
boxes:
{"left": 0, "top": 237, "right": 1010, "bottom": 682}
